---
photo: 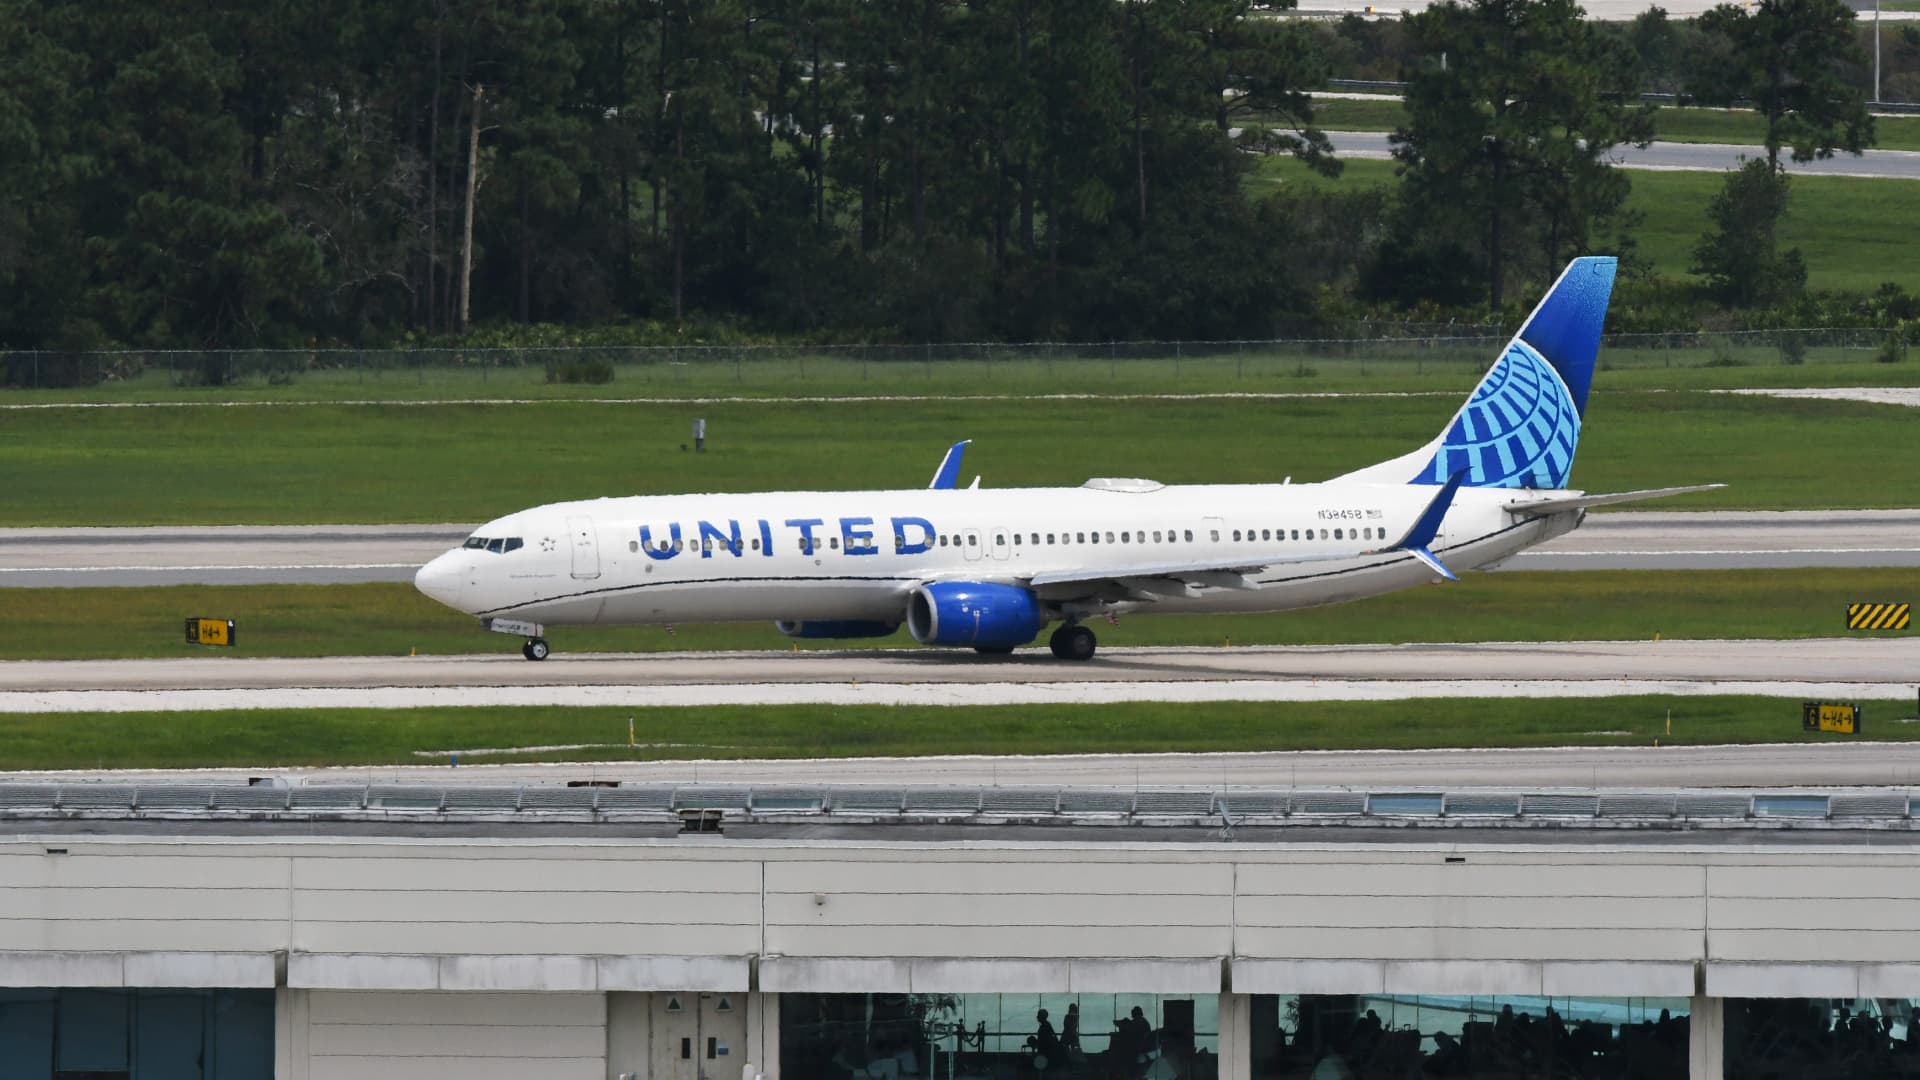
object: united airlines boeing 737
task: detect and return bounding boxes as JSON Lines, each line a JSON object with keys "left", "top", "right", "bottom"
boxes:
{"left": 415, "top": 257, "right": 1715, "bottom": 660}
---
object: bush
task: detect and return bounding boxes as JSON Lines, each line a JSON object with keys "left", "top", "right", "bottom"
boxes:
{"left": 1777, "top": 334, "right": 1807, "bottom": 365}
{"left": 1876, "top": 335, "right": 1908, "bottom": 364}
{"left": 545, "top": 357, "right": 615, "bottom": 384}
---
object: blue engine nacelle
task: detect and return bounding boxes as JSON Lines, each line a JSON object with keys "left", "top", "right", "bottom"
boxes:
{"left": 774, "top": 619, "right": 901, "bottom": 639}
{"left": 906, "top": 582, "right": 1044, "bottom": 650}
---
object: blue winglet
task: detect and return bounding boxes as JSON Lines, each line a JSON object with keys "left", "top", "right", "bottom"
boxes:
{"left": 929, "top": 440, "right": 971, "bottom": 489}
{"left": 1392, "top": 469, "right": 1467, "bottom": 580}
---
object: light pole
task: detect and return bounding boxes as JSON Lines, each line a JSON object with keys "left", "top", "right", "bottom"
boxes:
{"left": 1875, "top": 0, "right": 1882, "bottom": 104}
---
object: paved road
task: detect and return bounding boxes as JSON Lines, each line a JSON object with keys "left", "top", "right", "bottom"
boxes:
{"left": 1298, "top": 0, "right": 1920, "bottom": 20}
{"left": 16, "top": 743, "right": 1920, "bottom": 791}
{"left": 0, "top": 638, "right": 1912, "bottom": 712}
{"left": 3, "top": 511, "right": 1915, "bottom": 587}
{"left": 1326, "top": 130, "right": 1920, "bottom": 178}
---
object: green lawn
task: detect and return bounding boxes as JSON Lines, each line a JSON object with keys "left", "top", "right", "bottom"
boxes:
{"left": 4, "top": 341, "right": 1918, "bottom": 404}
{"left": 3, "top": 391, "right": 1918, "bottom": 525}
{"left": 0, "top": 695, "right": 1907, "bottom": 770}
{"left": 1307, "top": 97, "right": 1920, "bottom": 152}
{"left": 8, "top": 567, "right": 1909, "bottom": 660}
{"left": 1258, "top": 156, "right": 1920, "bottom": 294}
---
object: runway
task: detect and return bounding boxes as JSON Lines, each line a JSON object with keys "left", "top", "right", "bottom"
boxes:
{"left": 0, "top": 638, "right": 1912, "bottom": 712}
{"left": 4, "top": 510, "right": 1915, "bottom": 587}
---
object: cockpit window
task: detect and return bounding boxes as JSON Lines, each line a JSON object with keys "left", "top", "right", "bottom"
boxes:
{"left": 504, "top": 538, "right": 522, "bottom": 553}
{"left": 464, "top": 537, "right": 487, "bottom": 549}
{"left": 464, "top": 536, "right": 523, "bottom": 554}
{"left": 487, "top": 538, "right": 505, "bottom": 553}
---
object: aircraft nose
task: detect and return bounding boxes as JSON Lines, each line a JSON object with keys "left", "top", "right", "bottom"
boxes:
{"left": 414, "top": 552, "right": 468, "bottom": 611}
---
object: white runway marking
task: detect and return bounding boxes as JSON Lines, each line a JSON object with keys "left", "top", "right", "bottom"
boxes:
{"left": 1718, "top": 387, "right": 1920, "bottom": 408}
{"left": 0, "top": 679, "right": 1903, "bottom": 714}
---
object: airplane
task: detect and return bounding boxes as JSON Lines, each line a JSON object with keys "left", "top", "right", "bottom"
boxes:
{"left": 415, "top": 256, "right": 1717, "bottom": 661}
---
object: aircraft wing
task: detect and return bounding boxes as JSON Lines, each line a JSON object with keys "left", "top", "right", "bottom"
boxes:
{"left": 1503, "top": 483, "right": 1724, "bottom": 516}
{"left": 1024, "top": 472, "right": 1469, "bottom": 601}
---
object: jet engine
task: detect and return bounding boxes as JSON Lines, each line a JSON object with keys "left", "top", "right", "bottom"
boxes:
{"left": 774, "top": 620, "right": 901, "bottom": 639}
{"left": 906, "top": 582, "right": 1044, "bottom": 651}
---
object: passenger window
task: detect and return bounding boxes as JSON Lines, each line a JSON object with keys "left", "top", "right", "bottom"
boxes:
{"left": 1184, "top": 530, "right": 1193, "bottom": 542}
{"left": 1152, "top": 531, "right": 1161, "bottom": 543}
{"left": 1030, "top": 534, "right": 1039, "bottom": 545}
{"left": 939, "top": 536, "right": 948, "bottom": 547}
{"left": 1320, "top": 529, "right": 1329, "bottom": 540}
{"left": 1076, "top": 532, "right": 1086, "bottom": 544}
{"left": 1047, "top": 534, "right": 1055, "bottom": 544}
{"left": 754, "top": 538, "right": 763, "bottom": 551}
{"left": 1121, "top": 532, "right": 1130, "bottom": 543}
{"left": 1105, "top": 532, "right": 1115, "bottom": 544}
{"left": 1334, "top": 528, "right": 1343, "bottom": 540}
{"left": 1210, "top": 530, "right": 1219, "bottom": 542}
{"left": 997, "top": 534, "right": 1006, "bottom": 545}
{"left": 830, "top": 537, "right": 839, "bottom": 550}
{"left": 1232, "top": 530, "right": 1241, "bottom": 541}
{"left": 630, "top": 541, "right": 639, "bottom": 553}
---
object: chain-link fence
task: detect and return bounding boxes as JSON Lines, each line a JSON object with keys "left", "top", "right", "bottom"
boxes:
{"left": 0, "top": 327, "right": 1904, "bottom": 396}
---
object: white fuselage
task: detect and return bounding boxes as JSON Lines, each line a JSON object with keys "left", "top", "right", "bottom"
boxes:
{"left": 415, "top": 480, "right": 1584, "bottom": 628}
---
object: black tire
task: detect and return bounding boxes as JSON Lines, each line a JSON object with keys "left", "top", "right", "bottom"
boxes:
{"left": 1049, "top": 624, "right": 1096, "bottom": 661}
{"left": 526, "top": 638, "right": 550, "bottom": 661}
{"left": 521, "top": 642, "right": 534, "bottom": 660}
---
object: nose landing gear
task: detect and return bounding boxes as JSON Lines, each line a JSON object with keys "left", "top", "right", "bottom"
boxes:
{"left": 521, "top": 638, "right": 550, "bottom": 661}
{"left": 1049, "top": 623, "right": 1097, "bottom": 661}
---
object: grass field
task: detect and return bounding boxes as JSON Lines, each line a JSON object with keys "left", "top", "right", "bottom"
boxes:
{"left": 8, "top": 334, "right": 1915, "bottom": 404}
{"left": 1308, "top": 98, "right": 1920, "bottom": 152}
{"left": 2, "top": 391, "right": 1917, "bottom": 525}
{"left": 9, "top": 567, "right": 1910, "bottom": 660}
{"left": 1258, "top": 157, "right": 1920, "bottom": 294}
{"left": 0, "top": 695, "right": 1909, "bottom": 770}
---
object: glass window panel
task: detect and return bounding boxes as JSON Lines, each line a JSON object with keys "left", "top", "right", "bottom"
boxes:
{"left": 781, "top": 992, "right": 1219, "bottom": 1080}
{"left": 1251, "top": 993, "right": 1687, "bottom": 1080}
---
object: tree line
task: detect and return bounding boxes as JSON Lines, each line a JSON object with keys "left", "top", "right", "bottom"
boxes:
{"left": 0, "top": 0, "right": 1883, "bottom": 351}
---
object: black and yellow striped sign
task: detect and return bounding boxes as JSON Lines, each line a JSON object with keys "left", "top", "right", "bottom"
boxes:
{"left": 1848, "top": 603, "right": 1911, "bottom": 631}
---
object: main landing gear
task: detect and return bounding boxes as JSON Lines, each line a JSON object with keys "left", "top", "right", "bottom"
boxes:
{"left": 521, "top": 637, "right": 550, "bottom": 662}
{"left": 1049, "top": 623, "right": 1097, "bottom": 661}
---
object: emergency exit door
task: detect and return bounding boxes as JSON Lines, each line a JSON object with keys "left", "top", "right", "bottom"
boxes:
{"left": 656, "top": 992, "right": 749, "bottom": 1080}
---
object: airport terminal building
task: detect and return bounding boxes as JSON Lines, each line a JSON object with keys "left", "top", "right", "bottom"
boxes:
{"left": 3, "top": 782, "right": 1919, "bottom": 1079}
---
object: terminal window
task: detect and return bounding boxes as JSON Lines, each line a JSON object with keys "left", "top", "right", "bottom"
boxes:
{"left": 1726, "top": 997, "right": 1920, "bottom": 1076}
{"left": 0, "top": 987, "right": 273, "bottom": 1079}
{"left": 782, "top": 992, "right": 1218, "bottom": 1080}
{"left": 1250, "top": 993, "right": 1688, "bottom": 1080}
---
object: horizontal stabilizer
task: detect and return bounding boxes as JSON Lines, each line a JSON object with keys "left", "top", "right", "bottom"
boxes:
{"left": 1503, "top": 483, "right": 1725, "bottom": 516}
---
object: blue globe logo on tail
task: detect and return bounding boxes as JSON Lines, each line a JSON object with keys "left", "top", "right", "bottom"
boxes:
{"left": 1415, "top": 256, "right": 1615, "bottom": 490}
{"left": 1418, "top": 340, "right": 1578, "bottom": 488}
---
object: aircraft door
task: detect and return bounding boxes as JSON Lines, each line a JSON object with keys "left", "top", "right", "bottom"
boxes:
{"left": 990, "top": 526, "right": 1011, "bottom": 560}
{"left": 963, "top": 529, "right": 982, "bottom": 561}
{"left": 566, "top": 516, "right": 601, "bottom": 579}
{"left": 653, "top": 993, "right": 749, "bottom": 1080}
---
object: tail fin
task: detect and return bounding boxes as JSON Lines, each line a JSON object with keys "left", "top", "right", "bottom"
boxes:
{"left": 1337, "top": 256, "right": 1617, "bottom": 490}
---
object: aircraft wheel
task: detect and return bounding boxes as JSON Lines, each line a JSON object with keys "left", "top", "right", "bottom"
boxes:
{"left": 1049, "top": 624, "right": 1096, "bottom": 661}
{"left": 525, "top": 638, "right": 550, "bottom": 661}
